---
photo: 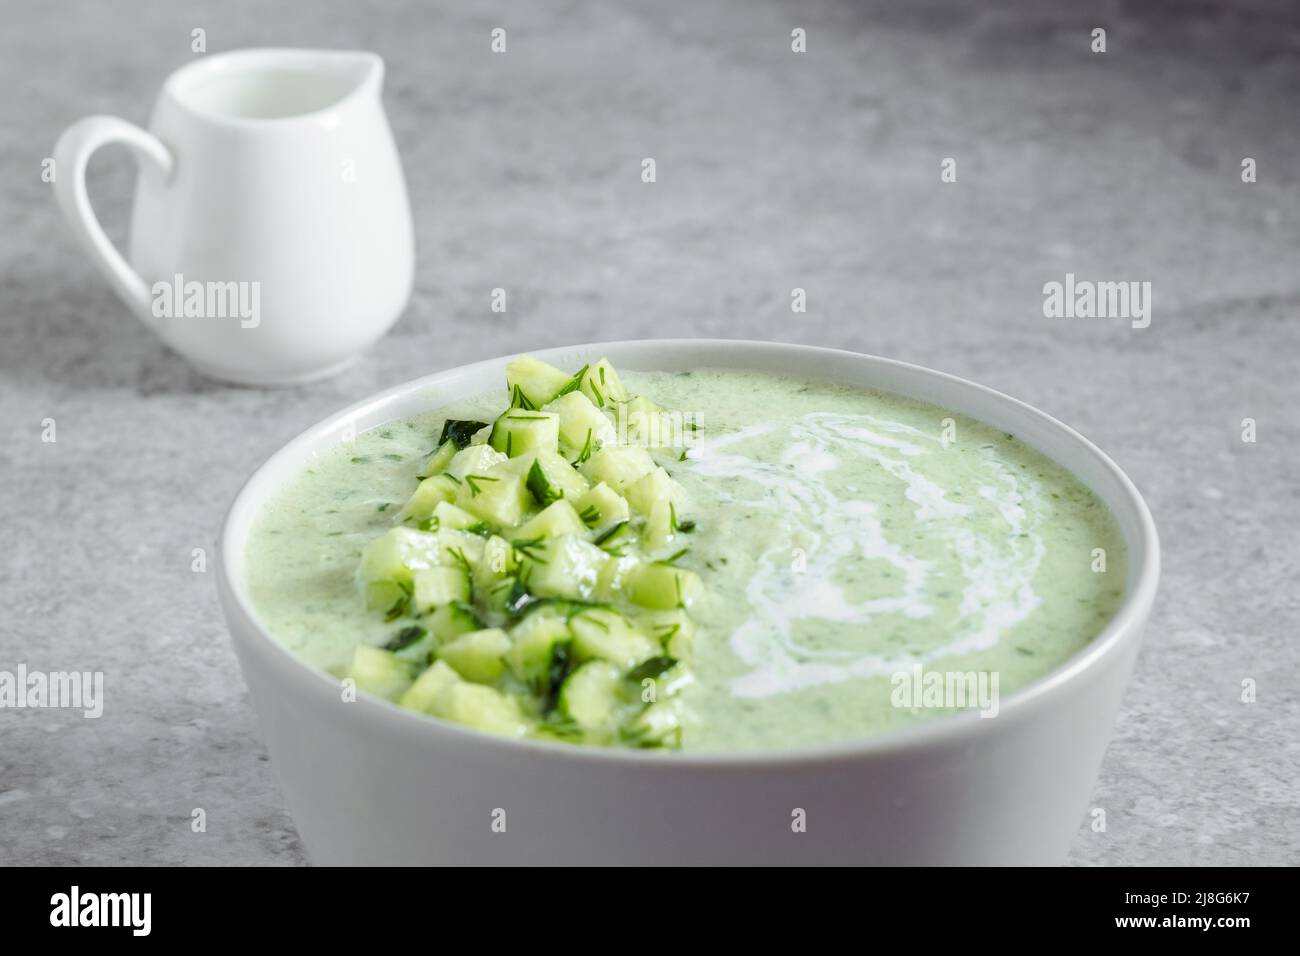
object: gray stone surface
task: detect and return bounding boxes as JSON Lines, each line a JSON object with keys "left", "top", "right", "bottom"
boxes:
{"left": 2, "top": 0, "right": 1298, "bottom": 865}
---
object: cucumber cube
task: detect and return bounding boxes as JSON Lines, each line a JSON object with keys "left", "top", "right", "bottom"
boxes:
{"left": 578, "top": 445, "right": 655, "bottom": 493}
{"left": 523, "top": 449, "right": 590, "bottom": 504}
{"left": 578, "top": 358, "right": 629, "bottom": 408}
{"left": 559, "top": 661, "right": 624, "bottom": 730}
{"left": 427, "top": 500, "right": 488, "bottom": 533}
{"left": 438, "top": 628, "right": 512, "bottom": 683}
{"left": 455, "top": 468, "right": 530, "bottom": 528}
{"left": 446, "top": 444, "right": 508, "bottom": 480}
{"left": 505, "top": 609, "right": 573, "bottom": 691}
{"left": 616, "top": 395, "right": 672, "bottom": 448}
{"left": 641, "top": 497, "right": 675, "bottom": 553}
{"left": 519, "top": 534, "right": 609, "bottom": 601}
{"left": 473, "top": 535, "right": 516, "bottom": 594}
{"left": 397, "top": 474, "right": 461, "bottom": 522}
{"left": 490, "top": 411, "right": 560, "bottom": 458}
{"left": 365, "top": 579, "right": 408, "bottom": 613}
{"left": 593, "top": 519, "right": 637, "bottom": 555}
{"left": 349, "top": 645, "right": 418, "bottom": 702}
{"left": 569, "top": 608, "right": 660, "bottom": 668}
{"left": 430, "top": 682, "right": 528, "bottom": 737}
{"left": 635, "top": 608, "right": 697, "bottom": 659}
{"left": 574, "top": 482, "right": 629, "bottom": 534}
{"left": 397, "top": 660, "right": 462, "bottom": 713}
{"left": 422, "top": 440, "right": 458, "bottom": 477}
{"left": 505, "top": 356, "right": 574, "bottom": 408}
{"left": 358, "top": 527, "right": 446, "bottom": 583}
{"left": 621, "top": 699, "right": 684, "bottom": 748}
{"left": 545, "top": 390, "right": 616, "bottom": 454}
{"left": 413, "top": 565, "right": 471, "bottom": 612}
{"left": 625, "top": 466, "right": 679, "bottom": 516}
{"left": 626, "top": 562, "right": 703, "bottom": 611}
{"left": 514, "top": 499, "right": 588, "bottom": 541}
{"left": 595, "top": 553, "right": 640, "bottom": 603}
{"left": 428, "top": 601, "right": 483, "bottom": 644}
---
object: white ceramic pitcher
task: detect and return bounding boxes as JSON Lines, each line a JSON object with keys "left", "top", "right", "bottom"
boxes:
{"left": 53, "top": 49, "right": 414, "bottom": 385}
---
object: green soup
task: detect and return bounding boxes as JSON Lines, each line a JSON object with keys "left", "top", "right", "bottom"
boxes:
{"left": 246, "top": 367, "right": 1126, "bottom": 752}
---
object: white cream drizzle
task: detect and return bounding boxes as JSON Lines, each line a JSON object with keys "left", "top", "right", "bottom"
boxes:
{"left": 684, "top": 413, "right": 1047, "bottom": 698}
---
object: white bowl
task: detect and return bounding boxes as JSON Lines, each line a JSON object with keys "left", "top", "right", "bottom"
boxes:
{"left": 217, "top": 340, "right": 1159, "bottom": 865}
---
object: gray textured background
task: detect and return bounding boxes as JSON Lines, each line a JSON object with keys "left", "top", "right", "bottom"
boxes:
{"left": 2, "top": 0, "right": 1298, "bottom": 865}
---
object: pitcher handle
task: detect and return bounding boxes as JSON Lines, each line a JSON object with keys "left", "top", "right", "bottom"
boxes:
{"left": 53, "top": 115, "right": 174, "bottom": 324}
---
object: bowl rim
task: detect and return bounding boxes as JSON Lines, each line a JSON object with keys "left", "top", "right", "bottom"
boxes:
{"left": 217, "top": 338, "right": 1160, "bottom": 768}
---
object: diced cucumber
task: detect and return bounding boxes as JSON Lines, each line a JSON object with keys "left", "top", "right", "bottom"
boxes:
{"left": 439, "top": 530, "right": 487, "bottom": 568}
{"left": 559, "top": 661, "right": 624, "bottom": 730}
{"left": 578, "top": 358, "right": 629, "bottom": 408}
{"left": 635, "top": 608, "right": 696, "bottom": 659}
{"left": 593, "top": 520, "right": 637, "bottom": 556}
{"left": 473, "top": 534, "right": 515, "bottom": 593}
{"left": 365, "top": 579, "right": 411, "bottom": 615}
{"left": 626, "top": 562, "right": 703, "bottom": 610}
{"left": 384, "top": 623, "right": 435, "bottom": 665}
{"left": 579, "top": 445, "right": 655, "bottom": 493}
{"left": 514, "top": 499, "right": 587, "bottom": 541}
{"left": 397, "top": 474, "right": 461, "bottom": 523}
{"left": 397, "top": 660, "right": 462, "bottom": 713}
{"left": 413, "top": 565, "right": 471, "bottom": 612}
{"left": 641, "top": 497, "right": 675, "bottom": 553}
{"left": 349, "top": 645, "right": 418, "bottom": 702}
{"left": 455, "top": 468, "right": 531, "bottom": 528}
{"left": 480, "top": 576, "right": 523, "bottom": 625}
{"left": 366, "top": 527, "right": 481, "bottom": 577}
{"left": 505, "top": 608, "right": 573, "bottom": 693}
{"left": 426, "top": 500, "right": 489, "bottom": 534}
{"left": 545, "top": 390, "right": 616, "bottom": 455}
{"left": 428, "top": 601, "right": 483, "bottom": 643}
{"left": 524, "top": 450, "right": 589, "bottom": 505}
{"left": 569, "top": 608, "right": 660, "bottom": 668}
{"left": 430, "top": 682, "right": 529, "bottom": 737}
{"left": 625, "top": 466, "right": 679, "bottom": 516}
{"left": 505, "top": 356, "right": 574, "bottom": 409}
{"left": 422, "top": 440, "right": 458, "bottom": 477}
{"left": 438, "top": 628, "right": 511, "bottom": 683}
{"left": 666, "top": 627, "right": 692, "bottom": 661}
{"left": 617, "top": 395, "right": 668, "bottom": 448}
{"left": 595, "top": 552, "right": 640, "bottom": 603}
{"left": 517, "top": 534, "right": 609, "bottom": 601}
{"left": 438, "top": 419, "right": 490, "bottom": 449}
{"left": 446, "top": 444, "right": 508, "bottom": 480}
{"left": 490, "top": 410, "right": 560, "bottom": 458}
{"left": 625, "top": 656, "right": 693, "bottom": 699}
{"left": 350, "top": 352, "right": 709, "bottom": 750}
{"left": 620, "top": 699, "right": 684, "bottom": 748}
{"left": 573, "top": 482, "right": 629, "bottom": 535}
{"left": 358, "top": 527, "right": 446, "bottom": 584}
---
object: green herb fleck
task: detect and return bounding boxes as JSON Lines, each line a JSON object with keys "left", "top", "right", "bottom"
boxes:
{"left": 464, "top": 474, "right": 499, "bottom": 497}
{"left": 593, "top": 520, "right": 627, "bottom": 547}
{"left": 510, "top": 384, "right": 537, "bottom": 410}
{"left": 385, "top": 625, "right": 428, "bottom": 652}
{"left": 526, "top": 459, "right": 562, "bottom": 506}
{"left": 626, "top": 656, "right": 677, "bottom": 683}
{"left": 572, "top": 428, "right": 594, "bottom": 466}
{"left": 511, "top": 536, "right": 548, "bottom": 563}
{"left": 383, "top": 581, "right": 414, "bottom": 621}
{"left": 439, "top": 419, "right": 489, "bottom": 449}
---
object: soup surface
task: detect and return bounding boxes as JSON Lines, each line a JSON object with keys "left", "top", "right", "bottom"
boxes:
{"left": 246, "top": 361, "right": 1126, "bottom": 752}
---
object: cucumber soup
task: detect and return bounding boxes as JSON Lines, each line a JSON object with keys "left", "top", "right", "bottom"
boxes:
{"left": 246, "top": 356, "right": 1126, "bottom": 752}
